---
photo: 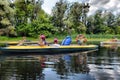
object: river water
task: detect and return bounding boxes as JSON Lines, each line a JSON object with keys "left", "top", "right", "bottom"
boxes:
{"left": 0, "top": 46, "right": 120, "bottom": 80}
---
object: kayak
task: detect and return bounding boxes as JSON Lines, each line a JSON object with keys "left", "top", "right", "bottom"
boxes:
{"left": 100, "top": 41, "right": 120, "bottom": 47}
{"left": 0, "top": 41, "right": 38, "bottom": 46}
{"left": 0, "top": 45, "right": 98, "bottom": 54}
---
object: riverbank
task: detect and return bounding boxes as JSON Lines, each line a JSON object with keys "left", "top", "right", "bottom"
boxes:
{"left": 0, "top": 35, "right": 115, "bottom": 42}
{"left": 0, "top": 34, "right": 119, "bottom": 45}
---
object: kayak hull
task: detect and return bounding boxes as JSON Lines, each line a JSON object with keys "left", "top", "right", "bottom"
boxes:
{"left": 0, "top": 45, "right": 98, "bottom": 54}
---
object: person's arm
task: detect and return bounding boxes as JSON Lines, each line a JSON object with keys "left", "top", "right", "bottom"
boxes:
{"left": 17, "top": 40, "right": 24, "bottom": 46}
{"left": 38, "top": 40, "right": 45, "bottom": 46}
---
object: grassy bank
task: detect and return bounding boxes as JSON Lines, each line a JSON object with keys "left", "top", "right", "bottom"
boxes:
{"left": 0, "top": 34, "right": 119, "bottom": 43}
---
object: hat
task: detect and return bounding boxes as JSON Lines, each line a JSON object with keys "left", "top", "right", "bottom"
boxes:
{"left": 40, "top": 34, "right": 45, "bottom": 40}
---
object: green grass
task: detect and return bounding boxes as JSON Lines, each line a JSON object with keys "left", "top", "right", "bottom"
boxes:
{"left": 0, "top": 34, "right": 119, "bottom": 43}
{"left": 1, "top": 34, "right": 118, "bottom": 47}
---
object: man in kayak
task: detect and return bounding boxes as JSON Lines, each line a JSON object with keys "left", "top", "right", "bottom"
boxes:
{"left": 110, "top": 36, "right": 118, "bottom": 42}
{"left": 76, "top": 34, "right": 87, "bottom": 45}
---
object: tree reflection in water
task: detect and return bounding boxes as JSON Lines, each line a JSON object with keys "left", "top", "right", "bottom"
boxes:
{"left": 0, "top": 56, "right": 44, "bottom": 80}
{"left": 0, "top": 53, "right": 96, "bottom": 80}
{"left": 55, "top": 53, "right": 90, "bottom": 79}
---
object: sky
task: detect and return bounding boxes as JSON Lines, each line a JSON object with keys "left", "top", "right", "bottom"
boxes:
{"left": 41, "top": 0, "right": 120, "bottom": 16}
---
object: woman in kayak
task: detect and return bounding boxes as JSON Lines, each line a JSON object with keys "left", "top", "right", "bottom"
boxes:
{"left": 38, "top": 34, "right": 47, "bottom": 46}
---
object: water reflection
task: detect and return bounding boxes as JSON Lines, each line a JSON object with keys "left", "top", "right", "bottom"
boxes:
{"left": 0, "top": 46, "right": 120, "bottom": 80}
{"left": 88, "top": 47, "right": 120, "bottom": 80}
{"left": 0, "top": 53, "right": 95, "bottom": 80}
{"left": 0, "top": 56, "right": 44, "bottom": 80}
{"left": 55, "top": 54, "right": 90, "bottom": 79}
{"left": 43, "top": 53, "right": 95, "bottom": 80}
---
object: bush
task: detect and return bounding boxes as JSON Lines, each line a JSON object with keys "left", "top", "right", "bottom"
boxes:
{"left": 0, "top": 43, "right": 7, "bottom": 47}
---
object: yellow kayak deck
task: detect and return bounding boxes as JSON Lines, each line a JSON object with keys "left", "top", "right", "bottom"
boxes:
{"left": 7, "top": 45, "right": 97, "bottom": 49}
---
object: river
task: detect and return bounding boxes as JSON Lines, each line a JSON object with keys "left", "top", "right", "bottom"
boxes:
{"left": 0, "top": 46, "right": 120, "bottom": 80}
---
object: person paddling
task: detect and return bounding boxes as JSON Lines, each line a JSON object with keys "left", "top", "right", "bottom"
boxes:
{"left": 54, "top": 38, "right": 58, "bottom": 44}
{"left": 38, "top": 34, "right": 47, "bottom": 46}
{"left": 17, "top": 36, "right": 27, "bottom": 46}
{"left": 50, "top": 38, "right": 60, "bottom": 47}
{"left": 76, "top": 34, "right": 87, "bottom": 45}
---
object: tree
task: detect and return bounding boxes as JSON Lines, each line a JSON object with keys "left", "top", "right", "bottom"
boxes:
{"left": 103, "top": 11, "right": 115, "bottom": 29}
{"left": 106, "top": 12, "right": 115, "bottom": 28}
{"left": 16, "top": 10, "right": 55, "bottom": 37}
{"left": 27, "top": 14, "right": 55, "bottom": 37}
{"left": 67, "top": 2, "right": 86, "bottom": 34}
{"left": 0, "top": 0, "right": 16, "bottom": 36}
{"left": 14, "top": 0, "right": 43, "bottom": 25}
{"left": 51, "top": 0, "right": 68, "bottom": 33}
{"left": 114, "top": 14, "right": 120, "bottom": 31}
{"left": 86, "top": 16, "right": 95, "bottom": 34}
{"left": 112, "top": 14, "right": 120, "bottom": 34}
{"left": 93, "top": 10, "right": 105, "bottom": 34}
{"left": 115, "top": 26, "right": 120, "bottom": 34}
{"left": 14, "top": 0, "right": 55, "bottom": 37}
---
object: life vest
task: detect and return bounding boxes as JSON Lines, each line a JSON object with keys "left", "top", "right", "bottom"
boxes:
{"left": 61, "top": 36, "right": 72, "bottom": 45}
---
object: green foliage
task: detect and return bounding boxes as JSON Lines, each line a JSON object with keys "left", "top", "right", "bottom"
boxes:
{"left": 69, "top": 2, "right": 82, "bottom": 21}
{"left": 93, "top": 10, "right": 105, "bottom": 33}
{"left": 0, "top": 0, "right": 15, "bottom": 36}
{"left": 1, "top": 18, "right": 11, "bottom": 26}
{"left": 14, "top": 0, "right": 43, "bottom": 25}
{"left": 115, "top": 26, "right": 120, "bottom": 34}
{"left": 14, "top": 0, "right": 56, "bottom": 37}
{"left": 0, "top": 43, "right": 6, "bottom": 47}
{"left": 1, "top": 0, "right": 120, "bottom": 37}
{"left": 51, "top": 0, "right": 68, "bottom": 32}
{"left": 16, "top": 23, "right": 28, "bottom": 36}
{"left": 64, "top": 2, "right": 87, "bottom": 34}
{"left": 86, "top": 34, "right": 120, "bottom": 39}
{"left": 104, "top": 12, "right": 115, "bottom": 28}
{"left": 16, "top": 18, "right": 55, "bottom": 37}
{"left": 28, "top": 19, "right": 55, "bottom": 37}
{"left": 86, "top": 10, "right": 120, "bottom": 34}
{"left": 75, "top": 22, "right": 86, "bottom": 34}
